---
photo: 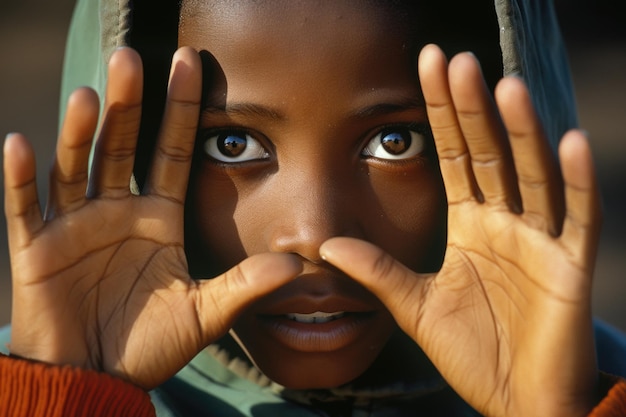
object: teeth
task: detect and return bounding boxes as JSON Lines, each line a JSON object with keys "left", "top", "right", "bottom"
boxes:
{"left": 286, "top": 311, "right": 346, "bottom": 324}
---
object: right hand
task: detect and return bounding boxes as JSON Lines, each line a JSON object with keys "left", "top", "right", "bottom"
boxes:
{"left": 320, "top": 45, "right": 601, "bottom": 417}
{"left": 3, "top": 47, "right": 302, "bottom": 390}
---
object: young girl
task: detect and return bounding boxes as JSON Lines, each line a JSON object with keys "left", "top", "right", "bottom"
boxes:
{"left": 2, "top": 0, "right": 626, "bottom": 416}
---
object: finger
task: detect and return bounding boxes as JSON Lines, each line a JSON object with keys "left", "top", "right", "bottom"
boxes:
{"left": 3, "top": 133, "right": 43, "bottom": 248}
{"left": 319, "top": 237, "right": 428, "bottom": 334}
{"left": 419, "top": 44, "right": 479, "bottom": 204}
{"left": 144, "top": 47, "right": 202, "bottom": 203}
{"left": 496, "top": 77, "right": 565, "bottom": 235}
{"left": 47, "top": 87, "right": 100, "bottom": 217}
{"left": 448, "top": 52, "right": 521, "bottom": 211}
{"left": 89, "top": 47, "right": 143, "bottom": 198}
{"left": 193, "top": 253, "right": 302, "bottom": 341}
{"left": 558, "top": 130, "right": 601, "bottom": 268}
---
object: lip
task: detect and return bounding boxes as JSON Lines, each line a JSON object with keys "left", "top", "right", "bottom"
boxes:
{"left": 252, "top": 271, "right": 385, "bottom": 314}
{"left": 256, "top": 311, "right": 378, "bottom": 353}
{"left": 257, "top": 292, "right": 378, "bottom": 316}
{"left": 244, "top": 272, "right": 387, "bottom": 353}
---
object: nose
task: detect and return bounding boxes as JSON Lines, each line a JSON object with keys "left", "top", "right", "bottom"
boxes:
{"left": 265, "top": 168, "right": 358, "bottom": 264}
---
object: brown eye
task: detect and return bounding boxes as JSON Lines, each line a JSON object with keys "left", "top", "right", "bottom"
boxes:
{"left": 362, "top": 126, "right": 426, "bottom": 160}
{"left": 380, "top": 129, "right": 411, "bottom": 155}
{"left": 217, "top": 133, "right": 247, "bottom": 157}
{"left": 203, "top": 130, "right": 269, "bottom": 162}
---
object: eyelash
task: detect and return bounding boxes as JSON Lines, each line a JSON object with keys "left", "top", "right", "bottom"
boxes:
{"left": 360, "top": 122, "right": 431, "bottom": 162}
{"left": 198, "top": 128, "right": 273, "bottom": 165}
{"left": 198, "top": 122, "right": 432, "bottom": 166}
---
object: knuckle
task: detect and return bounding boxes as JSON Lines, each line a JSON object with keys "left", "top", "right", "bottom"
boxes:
{"left": 370, "top": 250, "right": 397, "bottom": 282}
{"left": 156, "top": 141, "right": 193, "bottom": 164}
{"left": 224, "top": 263, "right": 250, "bottom": 294}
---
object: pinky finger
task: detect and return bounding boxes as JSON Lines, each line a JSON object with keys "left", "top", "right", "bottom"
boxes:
{"left": 559, "top": 130, "right": 602, "bottom": 268}
{"left": 3, "top": 133, "right": 43, "bottom": 248}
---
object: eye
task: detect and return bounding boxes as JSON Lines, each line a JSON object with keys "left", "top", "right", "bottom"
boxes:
{"left": 362, "top": 126, "right": 427, "bottom": 160}
{"left": 203, "top": 130, "right": 269, "bottom": 163}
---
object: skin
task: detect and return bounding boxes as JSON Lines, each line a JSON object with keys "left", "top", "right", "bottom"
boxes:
{"left": 3, "top": 1, "right": 602, "bottom": 416}
{"left": 180, "top": 0, "right": 446, "bottom": 389}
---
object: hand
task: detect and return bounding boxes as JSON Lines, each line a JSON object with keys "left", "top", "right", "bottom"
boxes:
{"left": 3, "top": 47, "right": 301, "bottom": 390}
{"left": 320, "top": 44, "right": 601, "bottom": 417}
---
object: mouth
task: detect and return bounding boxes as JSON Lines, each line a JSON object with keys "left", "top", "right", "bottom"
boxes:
{"left": 285, "top": 311, "right": 346, "bottom": 323}
{"left": 243, "top": 272, "right": 388, "bottom": 353}
{"left": 256, "top": 310, "right": 378, "bottom": 353}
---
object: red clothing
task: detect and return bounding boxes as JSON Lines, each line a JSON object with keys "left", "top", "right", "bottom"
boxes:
{"left": 591, "top": 374, "right": 626, "bottom": 417}
{"left": 0, "top": 355, "right": 153, "bottom": 416}
{"left": 1, "top": 354, "right": 625, "bottom": 417}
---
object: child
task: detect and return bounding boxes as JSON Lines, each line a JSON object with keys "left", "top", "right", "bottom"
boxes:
{"left": 2, "top": 0, "right": 626, "bottom": 416}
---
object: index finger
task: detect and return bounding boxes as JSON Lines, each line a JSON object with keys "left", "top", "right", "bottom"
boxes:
{"left": 418, "top": 44, "right": 479, "bottom": 205}
{"left": 144, "top": 47, "right": 202, "bottom": 203}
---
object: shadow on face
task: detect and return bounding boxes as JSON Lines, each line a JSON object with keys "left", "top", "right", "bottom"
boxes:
{"left": 130, "top": 0, "right": 502, "bottom": 187}
{"left": 130, "top": 0, "right": 502, "bottom": 390}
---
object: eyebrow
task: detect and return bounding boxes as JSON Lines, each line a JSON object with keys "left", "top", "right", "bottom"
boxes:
{"left": 201, "top": 96, "right": 426, "bottom": 121}
{"left": 349, "top": 97, "right": 426, "bottom": 119}
{"left": 202, "top": 103, "right": 286, "bottom": 121}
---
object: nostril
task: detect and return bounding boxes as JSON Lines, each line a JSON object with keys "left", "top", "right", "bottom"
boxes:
{"left": 267, "top": 226, "right": 334, "bottom": 265}
{"left": 299, "top": 252, "right": 326, "bottom": 266}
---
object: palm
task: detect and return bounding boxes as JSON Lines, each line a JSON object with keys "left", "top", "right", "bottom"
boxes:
{"left": 321, "top": 45, "right": 601, "bottom": 417}
{"left": 10, "top": 195, "right": 196, "bottom": 387}
{"left": 4, "top": 48, "right": 301, "bottom": 390}
{"left": 419, "top": 199, "right": 590, "bottom": 415}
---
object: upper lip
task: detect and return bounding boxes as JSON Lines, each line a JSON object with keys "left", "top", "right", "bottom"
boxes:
{"left": 251, "top": 271, "right": 383, "bottom": 316}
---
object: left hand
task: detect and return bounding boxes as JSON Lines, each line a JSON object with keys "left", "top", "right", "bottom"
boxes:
{"left": 4, "top": 47, "right": 302, "bottom": 390}
{"left": 320, "top": 44, "right": 602, "bottom": 417}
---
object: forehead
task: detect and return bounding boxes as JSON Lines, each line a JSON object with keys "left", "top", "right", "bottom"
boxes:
{"left": 179, "top": 0, "right": 414, "bottom": 55}
{"left": 180, "top": 1, "right": 410, "bottom": 27}
{"left": 178, "top": 0, "right": 502, "bottom": 84}
{"left": 179, "top": 0, "right": 422, "bottom": 109}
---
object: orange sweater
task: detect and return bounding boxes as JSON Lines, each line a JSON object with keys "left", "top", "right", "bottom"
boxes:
{"left": 0, "top": 355, "right": 153, "bottom": 416}
{"left": 1, "top": 354, "right": 625, "bottom": 417}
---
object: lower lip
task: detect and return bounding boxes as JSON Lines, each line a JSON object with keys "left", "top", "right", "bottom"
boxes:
{"left": 257, "top": 312, "right": 376, "bottom": 353}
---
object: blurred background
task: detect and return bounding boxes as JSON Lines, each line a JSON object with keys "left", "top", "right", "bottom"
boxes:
{"left": 0, "top": 1, "right": 624, "bottom": 333}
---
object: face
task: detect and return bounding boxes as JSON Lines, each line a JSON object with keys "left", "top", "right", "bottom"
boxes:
{"left": 179, "top": 0, "right": 447, "bottom": 389}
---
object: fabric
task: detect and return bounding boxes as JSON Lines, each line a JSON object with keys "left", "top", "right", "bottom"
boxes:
{"left": 0, "top": 354, "right": 154, "bottom": 417}
{"left": 494, "top": 0, "right": 578, "bottom": 148}
{"left": 57, "top": 0, "right": 580, "bottom": 189}
{"left": 148, "top": 340, "right": 479, "bottom": 416}
{"left": 2, "top": 0, "right": 625, "bottom": 416}
{"left": 3, "top": 325, "right": 626, "bottom": 416}
{"left": 589, "top": 375, "right": 626, "bottom": 417}
{"left": 2, "top": 353, "right": 626, "bottom": 416}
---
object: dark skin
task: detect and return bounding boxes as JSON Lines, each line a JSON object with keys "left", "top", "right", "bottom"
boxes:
{"left": 3, "top": 1, "right": 601, "bottom": 416}
{"left": 181, "top": 1, "right": 446, "bottom": 389}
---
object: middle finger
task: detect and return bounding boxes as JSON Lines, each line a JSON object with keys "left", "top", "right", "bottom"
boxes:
{"left": 88, "top": 47, "right": 144, "bottom": 199}
{"left": 448, "top": 52, "right": 521, "bottom": 211}
{"left": 143, "top": 47, "right": 202, "bottom": 204}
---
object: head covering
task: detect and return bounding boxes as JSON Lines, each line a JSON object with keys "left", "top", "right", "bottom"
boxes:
{"left": 60, "top": 0, "right": 577, "bottom": 159}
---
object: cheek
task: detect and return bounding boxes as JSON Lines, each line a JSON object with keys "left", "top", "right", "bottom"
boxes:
{"left": 364, "top": 163, "right": 447, "bottom": 272}
{"left": 187, "top": 160, "right": 447, "bottom": 275}
{"left": 187, "top": 164, "right": 279, "bottom": 273}
{"left": 186, "top": 165, "right": 248, "bottom": 274}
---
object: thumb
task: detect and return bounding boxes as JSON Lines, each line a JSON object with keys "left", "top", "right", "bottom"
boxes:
{"left": 194, "top": 253, "right": 303, "bottom": 342}
{"left": 320, "top": 237, "right": 430, "bottom": 333}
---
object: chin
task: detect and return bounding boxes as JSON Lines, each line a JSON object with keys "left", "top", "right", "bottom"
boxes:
{"left": 252, "top": 348, "right": 382, "bottom": 390}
